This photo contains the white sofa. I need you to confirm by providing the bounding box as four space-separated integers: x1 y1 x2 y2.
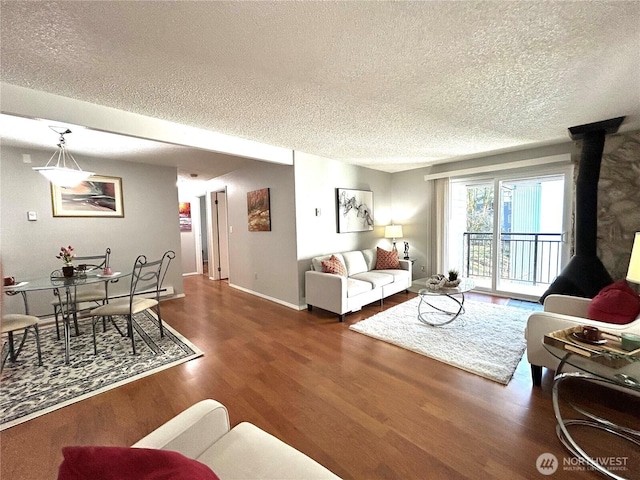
524 294 640 385
133 399 341 479
305 248 412 322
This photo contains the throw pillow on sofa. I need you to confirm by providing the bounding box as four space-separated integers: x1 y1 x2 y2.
587 280 640 324
375 247 401 270
57 446 220 480
322 255 348 277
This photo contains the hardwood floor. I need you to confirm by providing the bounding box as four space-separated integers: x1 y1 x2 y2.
1 276 637 479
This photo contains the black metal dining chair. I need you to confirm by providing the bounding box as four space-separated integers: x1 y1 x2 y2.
89 250 175 355
50 248 111 339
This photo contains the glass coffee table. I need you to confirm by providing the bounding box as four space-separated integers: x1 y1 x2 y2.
544 337 640 479
417 279 475 326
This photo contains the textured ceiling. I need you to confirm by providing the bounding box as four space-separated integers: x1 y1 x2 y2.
0 114 259 181
1 1 639 173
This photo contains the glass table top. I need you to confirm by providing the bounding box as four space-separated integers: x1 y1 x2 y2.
3 270 129 292
418 278 475 296
544 342 640 391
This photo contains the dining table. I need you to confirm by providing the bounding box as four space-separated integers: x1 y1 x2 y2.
3 269 130 365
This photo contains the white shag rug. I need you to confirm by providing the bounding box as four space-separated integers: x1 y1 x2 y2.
349 297 530 385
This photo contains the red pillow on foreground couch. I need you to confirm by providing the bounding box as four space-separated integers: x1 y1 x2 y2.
58 446 220 480
587 280 640 324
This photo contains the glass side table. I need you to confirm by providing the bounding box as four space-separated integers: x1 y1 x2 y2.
544 338 640 480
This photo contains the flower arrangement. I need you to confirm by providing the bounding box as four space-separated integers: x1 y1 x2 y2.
56 245 76 265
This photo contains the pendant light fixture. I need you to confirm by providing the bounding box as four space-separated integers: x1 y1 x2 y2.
32 127 94 187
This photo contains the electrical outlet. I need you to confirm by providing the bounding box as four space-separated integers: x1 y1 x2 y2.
421 266 425 272
254 273 258 280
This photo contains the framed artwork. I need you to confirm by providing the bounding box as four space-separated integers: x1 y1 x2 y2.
247 187 271 231
336 188 374 233
51 175 124 217
179 202 192 232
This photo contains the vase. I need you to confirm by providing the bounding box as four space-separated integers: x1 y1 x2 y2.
62 265 75 277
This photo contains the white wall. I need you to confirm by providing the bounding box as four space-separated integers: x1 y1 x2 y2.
0 146 183 316
207 161 300 308
390 166 434 277
294 151 394 305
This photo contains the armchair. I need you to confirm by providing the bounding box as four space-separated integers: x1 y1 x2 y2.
524 294 640 385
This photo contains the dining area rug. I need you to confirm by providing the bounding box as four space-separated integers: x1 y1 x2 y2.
349 297 531 385
0 310 202 431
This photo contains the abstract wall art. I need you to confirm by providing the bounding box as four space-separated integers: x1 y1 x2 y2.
51 175 124 217
179 202 192 232
336 188 373 233
247 188 271 231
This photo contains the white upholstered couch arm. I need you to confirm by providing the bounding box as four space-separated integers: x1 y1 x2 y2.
305 270 348 314
398 259 411 273
132 399 230 459
525 310 640 370
543 294 591 317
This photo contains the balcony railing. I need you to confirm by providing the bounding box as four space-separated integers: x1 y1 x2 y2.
462 232 563 286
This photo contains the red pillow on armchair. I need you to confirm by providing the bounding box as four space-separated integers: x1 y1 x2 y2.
587 280 640 324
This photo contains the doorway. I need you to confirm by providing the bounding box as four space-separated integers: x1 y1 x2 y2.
448 169 571 298
198 195 208 275
209 190 229 280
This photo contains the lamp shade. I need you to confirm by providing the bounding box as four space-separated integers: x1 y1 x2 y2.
385 225 403 239
32 127 94 188
33 166 94 188
627 232 640 284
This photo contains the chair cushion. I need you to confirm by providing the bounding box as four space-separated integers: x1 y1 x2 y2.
321 255 347 277
341 251 369 276
91 298 158 316
361 248 377 271
57 446 219 480
588 280 640 324
375 247 401 269
375 269 411 282
351 272 394 288
2 314 39 333
347 278 374 298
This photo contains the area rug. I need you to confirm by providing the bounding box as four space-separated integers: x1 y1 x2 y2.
349 297 530 385
0 310 203 431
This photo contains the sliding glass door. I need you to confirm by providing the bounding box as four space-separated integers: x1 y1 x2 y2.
450 182 495 290
448 169 570 298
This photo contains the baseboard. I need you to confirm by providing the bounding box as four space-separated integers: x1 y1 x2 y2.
228 283 302 310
